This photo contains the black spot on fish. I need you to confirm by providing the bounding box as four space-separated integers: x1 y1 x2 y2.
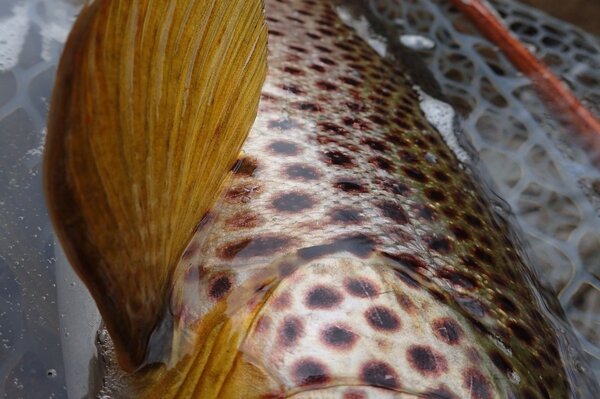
279 317 304 346
323 150 355 167
360 361 399 389
329 207 363 224
508 321 534 345
293 359 330 386
298 234 376 260
345 278 378 298
365 306 401 332
425 188 446 202
269 141 299 155
272 192 315 212
407 345 447 376
333 179 368 193
402 166 428 183
432 317 463 345
462 369 492 399
489 350 514 374
209 275 232 300
377 200 408 224
285 163 320 181
321 325 356 349
305 286 343 309
427 235 453 254
217 235 291 260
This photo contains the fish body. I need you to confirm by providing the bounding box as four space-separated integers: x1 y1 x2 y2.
42 0 598 398
133 0 581 398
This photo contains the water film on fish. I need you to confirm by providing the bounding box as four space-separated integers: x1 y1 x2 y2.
1 0 600 397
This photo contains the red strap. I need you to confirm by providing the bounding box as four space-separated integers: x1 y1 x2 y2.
450 0 600 150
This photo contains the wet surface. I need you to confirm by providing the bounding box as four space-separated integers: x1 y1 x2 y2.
0 1 95 398
369 0 600 375
0 0 599 397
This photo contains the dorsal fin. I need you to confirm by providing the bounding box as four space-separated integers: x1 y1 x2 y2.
44 0 267 371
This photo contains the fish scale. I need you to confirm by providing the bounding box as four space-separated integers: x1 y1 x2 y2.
149 0 579 397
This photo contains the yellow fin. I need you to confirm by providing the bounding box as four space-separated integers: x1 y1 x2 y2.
44 0 267 371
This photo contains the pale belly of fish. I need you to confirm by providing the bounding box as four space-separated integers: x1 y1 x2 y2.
113 0 594 398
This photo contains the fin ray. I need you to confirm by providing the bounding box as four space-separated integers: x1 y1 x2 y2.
44 0 267 371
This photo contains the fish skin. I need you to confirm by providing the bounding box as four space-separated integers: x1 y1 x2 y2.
117 0 588 398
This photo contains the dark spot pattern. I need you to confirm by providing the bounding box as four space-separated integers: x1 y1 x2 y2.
360 361 399 389
269 140 299 155
323 150 355 167
285 163 320 180
365 306 401 331
293 359 330 386
462 368 492 399
508 321 534 345
279 317 304 346
407 345 448 376
329 207 363 224
322 325 357 349
217 235 290 260
377 200 408 224
345 278 378 298
426 235 453 253
231 157 258 176
432 318 463 345
305 285 343 309
489 350 514 374
333 179 368 193
298 234 376 259
272 192 315 212
209 275 232 300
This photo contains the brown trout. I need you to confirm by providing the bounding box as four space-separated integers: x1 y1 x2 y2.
43 0 598 398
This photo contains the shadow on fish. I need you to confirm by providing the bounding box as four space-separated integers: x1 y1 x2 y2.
43 0 600 397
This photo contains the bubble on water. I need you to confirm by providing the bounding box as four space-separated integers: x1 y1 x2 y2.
0 3 30 72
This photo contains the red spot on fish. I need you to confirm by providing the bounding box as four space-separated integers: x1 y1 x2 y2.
225 212 261 229
343 390 367 399
231 156 258 176
273 292 292 310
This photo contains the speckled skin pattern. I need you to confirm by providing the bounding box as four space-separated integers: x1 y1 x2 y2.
168 0 570 397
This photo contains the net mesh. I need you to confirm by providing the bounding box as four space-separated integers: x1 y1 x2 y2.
369 0 600 373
